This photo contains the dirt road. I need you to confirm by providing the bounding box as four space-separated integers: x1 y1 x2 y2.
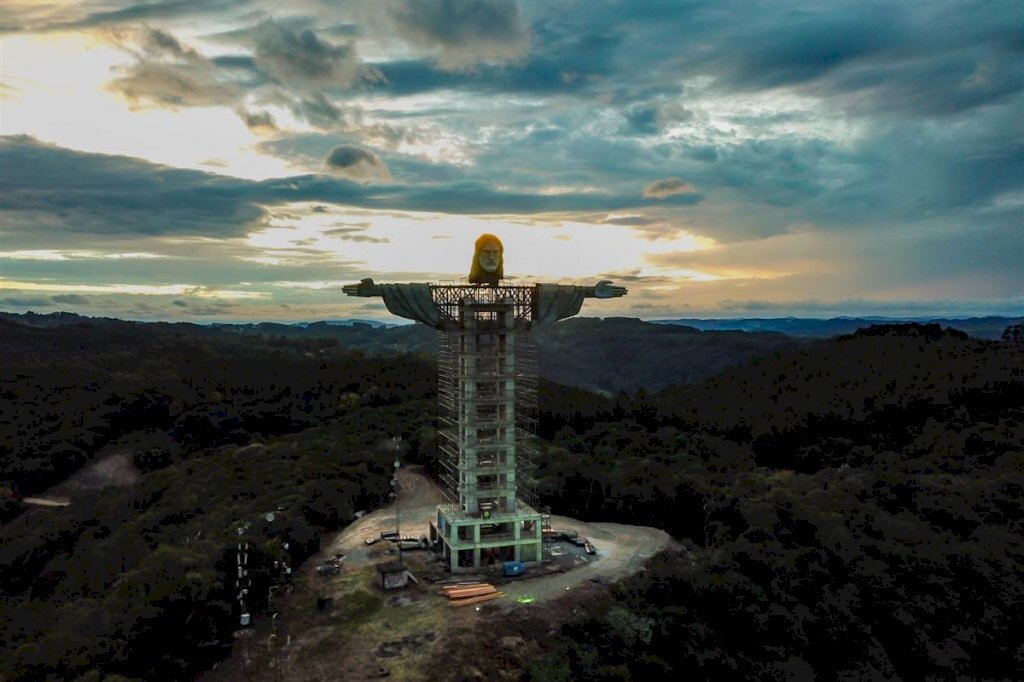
324 465 442 569
499 516 672 604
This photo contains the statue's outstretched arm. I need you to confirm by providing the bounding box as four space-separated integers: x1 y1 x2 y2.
535 280 627 326
342 279 441 327
342 277 382 297
588 280 627 299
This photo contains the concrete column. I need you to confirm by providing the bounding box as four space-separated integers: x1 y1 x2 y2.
451 520 465 572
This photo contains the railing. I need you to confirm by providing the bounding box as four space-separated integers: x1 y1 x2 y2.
429 284 538 324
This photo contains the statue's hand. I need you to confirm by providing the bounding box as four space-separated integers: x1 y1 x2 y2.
594 280 627 298
342 277 380 297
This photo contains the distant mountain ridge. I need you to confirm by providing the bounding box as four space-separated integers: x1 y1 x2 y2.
5 311 1018 392
534 316 808 393
1 312 806 392
654 315 1021 339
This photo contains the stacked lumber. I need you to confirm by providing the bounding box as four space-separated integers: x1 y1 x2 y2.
440 582 503 607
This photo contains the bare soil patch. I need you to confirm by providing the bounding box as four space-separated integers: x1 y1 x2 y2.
48 448 141 499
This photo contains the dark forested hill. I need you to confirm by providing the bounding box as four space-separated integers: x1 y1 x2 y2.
1 317 437 680
1 314 426 498
3 314 1022 681
535 316 807 392
524 323 1024 681
2 312 809 394
655 315 1023 339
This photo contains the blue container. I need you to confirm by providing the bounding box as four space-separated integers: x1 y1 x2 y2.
503 560 526 577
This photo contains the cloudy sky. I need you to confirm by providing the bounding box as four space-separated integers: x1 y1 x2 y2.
1 0 1021 323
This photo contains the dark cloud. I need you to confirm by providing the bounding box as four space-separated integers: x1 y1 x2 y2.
0 136 702 246
258 131 468 184
106 25 239 108
709 296 1024 318
643 178 696 199
101 19 376 130
3 296 53 308
686 146 719 163
209 55 270 88
713 9 902 90
368 30 619 97
51 294 90 305
110 62 239 107
622 104 693 136
168 298 240 316
388 0 529 71
0 136 266 236
127 25 201 60
325 145 391 182
500 1 1024 122
364 59 472 96
238 108 277 133
246 18 367 87
1 0 252 34
818 47 1024 118
618 136 846 219
809 107 1024 226
655 1 1024 119
286 92 345 128
624 106 658 136
181 302 240 316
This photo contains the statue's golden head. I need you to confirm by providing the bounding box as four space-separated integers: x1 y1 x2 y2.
468 233 503 285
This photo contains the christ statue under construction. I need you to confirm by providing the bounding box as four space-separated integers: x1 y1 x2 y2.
344 234 626 572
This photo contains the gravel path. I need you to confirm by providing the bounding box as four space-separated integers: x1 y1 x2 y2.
499 517 673 604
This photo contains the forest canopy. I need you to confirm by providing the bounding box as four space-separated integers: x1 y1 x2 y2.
2 315 1021 680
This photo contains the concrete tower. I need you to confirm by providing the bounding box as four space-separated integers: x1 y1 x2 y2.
433 292 542 572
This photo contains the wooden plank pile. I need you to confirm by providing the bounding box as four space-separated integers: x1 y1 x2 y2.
440 582 502 607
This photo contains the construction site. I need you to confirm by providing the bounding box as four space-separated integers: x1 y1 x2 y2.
189 260 671 679
205 464 672 681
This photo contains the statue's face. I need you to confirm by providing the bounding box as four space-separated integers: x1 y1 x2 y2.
478 243 501 273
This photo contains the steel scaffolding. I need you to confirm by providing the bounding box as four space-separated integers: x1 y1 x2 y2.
431 286 543 571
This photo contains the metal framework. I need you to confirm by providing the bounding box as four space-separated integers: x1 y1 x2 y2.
431 285 543 571
431 284 538 326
